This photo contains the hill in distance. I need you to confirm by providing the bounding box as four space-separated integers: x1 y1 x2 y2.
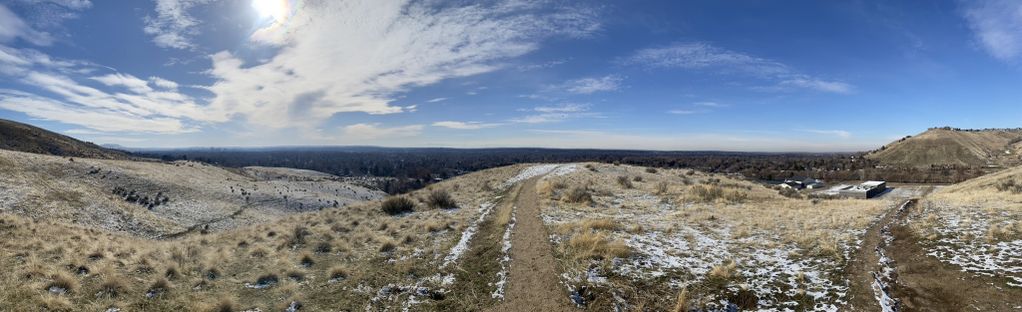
0 118 128 160
868 127 1022 169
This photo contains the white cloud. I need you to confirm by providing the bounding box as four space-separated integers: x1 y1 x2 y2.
205 0 600 129
0 89 194 133
143 0 211 49
694 101 726 107
961 0 1022 62
0 4 54 46
512 103 601 123
90 73 152 94
432 121 502 130
779 78 853 94
804 129 852 139
342 123 423 140
668 109 697 115
533 103 590 113
149 76 179 89
426 97 448 103
624 42 853 94
564 75 622 94
31 0 92 10
0 43 213 134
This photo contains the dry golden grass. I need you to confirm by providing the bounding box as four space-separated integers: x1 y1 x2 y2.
918 165 1022 242
0 163 531 311
672 288 689 312
536 162 893 310
565 231 631 261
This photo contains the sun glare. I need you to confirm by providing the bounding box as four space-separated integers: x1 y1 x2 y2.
252 0 287 21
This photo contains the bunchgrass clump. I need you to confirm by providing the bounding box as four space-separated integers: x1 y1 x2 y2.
563 187 593 204
426 189 458 209
617 176 634 189
381 197 415 215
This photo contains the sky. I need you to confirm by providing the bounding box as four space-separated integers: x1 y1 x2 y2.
0 0 1021 152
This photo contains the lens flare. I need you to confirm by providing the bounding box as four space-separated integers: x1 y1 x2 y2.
252 0 288 22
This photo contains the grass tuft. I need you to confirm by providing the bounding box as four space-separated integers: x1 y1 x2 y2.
381 197 415 215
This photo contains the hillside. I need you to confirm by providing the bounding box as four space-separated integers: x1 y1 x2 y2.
0 119 129 159
0 159 900 311
868 128 1022 168
0 149 385 238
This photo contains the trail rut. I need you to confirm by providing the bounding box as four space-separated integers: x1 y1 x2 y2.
486 177 573 312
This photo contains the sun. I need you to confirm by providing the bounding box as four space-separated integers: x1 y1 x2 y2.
252 0 288 22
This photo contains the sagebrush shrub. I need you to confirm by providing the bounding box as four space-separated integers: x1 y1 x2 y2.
426 189 457 209
381 197 415 215
564 187 592 204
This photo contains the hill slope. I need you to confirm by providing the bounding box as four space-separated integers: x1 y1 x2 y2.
868 128 1022 168
0 149 385 238
0 119 128 159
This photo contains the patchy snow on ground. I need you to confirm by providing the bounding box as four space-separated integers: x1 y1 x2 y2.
491 206 517 300
441 201 497 269
503 164 577 188
540 184 869 312
921 203 1022 287
872 210 901 312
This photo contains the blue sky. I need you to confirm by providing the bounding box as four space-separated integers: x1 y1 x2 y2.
0 0 1020 152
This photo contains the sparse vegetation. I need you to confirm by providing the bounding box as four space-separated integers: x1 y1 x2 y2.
563 187 593 204
996 178 1022 193
381 196 416 215
616 175 633 188
426 189 458 209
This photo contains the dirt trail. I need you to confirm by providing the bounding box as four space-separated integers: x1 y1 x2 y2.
888 206 1022 311
486 177 573 312
845 199 904 311
845 193 1022 311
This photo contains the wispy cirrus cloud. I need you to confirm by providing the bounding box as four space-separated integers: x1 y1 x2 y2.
803 129 852 139
143 0 211 49
668 109 697 115
205 0 601 129
342 123 423 140
0 4 54 46
0 89 193 133
0 29 209 134
511 103 602 123
563 75 622 94
961 0 1022 62
432 121 502 130
623 42 853 94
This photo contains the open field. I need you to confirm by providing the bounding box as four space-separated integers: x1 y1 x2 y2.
533 163 893 311
910 165 1022 288
3 151 1021 311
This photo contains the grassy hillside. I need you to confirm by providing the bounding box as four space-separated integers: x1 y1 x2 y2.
909 164 1022 288
0 119 128 160
0 149 384 238
868 128 1022 168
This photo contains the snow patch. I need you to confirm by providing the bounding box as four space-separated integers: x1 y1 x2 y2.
441 201 497 269
491 206 517 300
503 164 577 188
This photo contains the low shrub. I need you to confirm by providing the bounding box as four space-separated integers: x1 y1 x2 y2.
996 178 1022 193
655 182 669 195
381 197 415 215
426 189 457 209
616 176 633 189
563 187 593 204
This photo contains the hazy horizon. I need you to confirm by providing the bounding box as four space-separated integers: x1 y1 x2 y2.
2 0 1021 152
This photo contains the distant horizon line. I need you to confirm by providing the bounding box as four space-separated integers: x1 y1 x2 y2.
111 144 869 155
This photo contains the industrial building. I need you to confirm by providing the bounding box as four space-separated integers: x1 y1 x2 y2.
824 181 888 199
